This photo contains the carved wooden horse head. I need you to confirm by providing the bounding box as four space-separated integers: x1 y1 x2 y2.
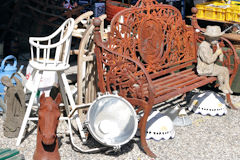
33 92 61 160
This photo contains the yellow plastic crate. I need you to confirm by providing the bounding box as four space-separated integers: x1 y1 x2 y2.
226 5 240 22
196 3 207 18
196 1 229 21
205 2 228 21
196 2 212 18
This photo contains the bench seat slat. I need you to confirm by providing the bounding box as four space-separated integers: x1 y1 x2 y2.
150 68 194 84
154 76 216 104
154 75 200 95
141 69 217 103
152 70 195 87
149 61 196 79
143 69 196 93
154 75 207 97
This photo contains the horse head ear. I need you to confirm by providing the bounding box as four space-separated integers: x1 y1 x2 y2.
55 93 62 106
40 92 45 103
50 86 59 100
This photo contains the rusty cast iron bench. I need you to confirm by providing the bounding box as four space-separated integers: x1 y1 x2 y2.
93 0 240 157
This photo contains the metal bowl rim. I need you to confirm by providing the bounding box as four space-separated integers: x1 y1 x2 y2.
86 94 138 147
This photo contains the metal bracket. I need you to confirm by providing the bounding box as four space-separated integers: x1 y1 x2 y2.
105 145 121 154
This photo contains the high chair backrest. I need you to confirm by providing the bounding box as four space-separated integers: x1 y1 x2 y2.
29 18 75 68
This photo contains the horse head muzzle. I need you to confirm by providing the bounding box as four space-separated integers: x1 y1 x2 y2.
42 134 56 145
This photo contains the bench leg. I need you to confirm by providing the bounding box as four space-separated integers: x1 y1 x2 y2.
127 98 157 158
140 106 157 158
226 93 238 110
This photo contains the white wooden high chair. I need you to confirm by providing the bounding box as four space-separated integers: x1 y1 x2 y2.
16 18 85 146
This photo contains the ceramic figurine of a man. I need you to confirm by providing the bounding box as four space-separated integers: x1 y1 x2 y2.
197 26 233 94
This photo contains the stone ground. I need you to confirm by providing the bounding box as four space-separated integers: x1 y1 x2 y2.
1 57 240 160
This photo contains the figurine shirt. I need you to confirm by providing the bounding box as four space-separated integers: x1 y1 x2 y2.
197 41 220 75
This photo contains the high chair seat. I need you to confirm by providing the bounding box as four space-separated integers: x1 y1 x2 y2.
29 60 70 71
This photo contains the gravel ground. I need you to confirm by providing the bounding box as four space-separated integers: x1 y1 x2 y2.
1 93 240 160
1 57 240 160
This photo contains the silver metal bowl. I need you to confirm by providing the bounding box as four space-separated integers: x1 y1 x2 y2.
86 94 138 147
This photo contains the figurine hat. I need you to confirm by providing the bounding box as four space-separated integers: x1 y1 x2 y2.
203 26 224 37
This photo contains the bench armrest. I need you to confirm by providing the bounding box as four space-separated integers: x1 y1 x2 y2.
220 37 240 85
93 18 155 98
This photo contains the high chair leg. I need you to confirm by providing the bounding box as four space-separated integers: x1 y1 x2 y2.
57 72 71 115
16 70 42 146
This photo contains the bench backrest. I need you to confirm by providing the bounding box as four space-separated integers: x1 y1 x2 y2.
107 0 197 74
